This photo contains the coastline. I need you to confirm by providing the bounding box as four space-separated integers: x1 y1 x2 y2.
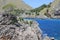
24 18 60 40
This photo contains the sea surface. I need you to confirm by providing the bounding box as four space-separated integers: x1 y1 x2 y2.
25 18 60 40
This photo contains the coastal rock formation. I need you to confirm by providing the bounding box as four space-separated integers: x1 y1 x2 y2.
40 0 60 18
49 0 60 18
51 0 60 10
0 13 43 40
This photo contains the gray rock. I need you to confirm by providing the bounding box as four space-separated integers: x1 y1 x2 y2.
0 13 52 40
0 13 21 40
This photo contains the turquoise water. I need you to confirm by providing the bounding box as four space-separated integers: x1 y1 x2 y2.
25 18 60 40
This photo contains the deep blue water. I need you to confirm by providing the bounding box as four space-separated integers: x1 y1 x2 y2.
25 18 60 40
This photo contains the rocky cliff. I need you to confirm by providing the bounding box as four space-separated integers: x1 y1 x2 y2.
38 0 60 18
49 0 60 18
0 13 41 40
51 0 60 10
0 12 52 40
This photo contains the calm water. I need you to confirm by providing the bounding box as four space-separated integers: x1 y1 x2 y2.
25 18 60 40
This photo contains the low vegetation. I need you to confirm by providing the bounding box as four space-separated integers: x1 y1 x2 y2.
31 3 51 12
2 2 52 18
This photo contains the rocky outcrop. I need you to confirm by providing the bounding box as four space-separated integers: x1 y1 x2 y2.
51 0 60 10
0 12 52 40
0 13 41 40
48 0 60 18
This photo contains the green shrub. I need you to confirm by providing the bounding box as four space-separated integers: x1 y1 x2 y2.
2 3 15 11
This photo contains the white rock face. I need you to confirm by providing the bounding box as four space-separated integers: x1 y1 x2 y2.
16 20 43 40
49 0 60 18
0 13 52 40
0 13 42 40
51 0 60 10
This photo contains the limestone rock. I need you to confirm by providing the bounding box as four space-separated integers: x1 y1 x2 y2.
51 0 60 10
49 0 60 18
0 13 43 40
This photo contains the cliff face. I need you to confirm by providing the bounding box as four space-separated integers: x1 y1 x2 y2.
0 0 32 10
50 0 60 18
51 0 60 10
0 12 42 40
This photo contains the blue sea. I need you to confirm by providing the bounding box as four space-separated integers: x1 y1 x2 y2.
25 18 60 40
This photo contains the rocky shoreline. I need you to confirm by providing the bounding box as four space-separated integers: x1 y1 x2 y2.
0 12 54 40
